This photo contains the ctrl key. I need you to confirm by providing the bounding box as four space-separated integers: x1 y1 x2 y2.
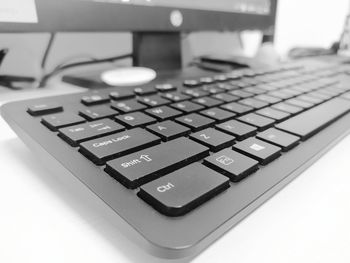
138 163 230 217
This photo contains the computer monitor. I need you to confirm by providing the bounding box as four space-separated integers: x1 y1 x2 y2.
0 0 277 69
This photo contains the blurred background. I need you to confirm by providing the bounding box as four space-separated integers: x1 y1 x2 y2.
0 0 349 79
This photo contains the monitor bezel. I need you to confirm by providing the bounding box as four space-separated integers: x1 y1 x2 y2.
0 0 277 33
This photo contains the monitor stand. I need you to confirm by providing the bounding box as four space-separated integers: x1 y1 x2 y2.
62 32 185 88
133 32 182 71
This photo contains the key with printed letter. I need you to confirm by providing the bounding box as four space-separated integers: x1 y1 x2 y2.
137 163 230 216
105 138 209 188
79 128 161 165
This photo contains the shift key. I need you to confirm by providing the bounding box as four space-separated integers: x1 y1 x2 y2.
79 128 161 165
105 137 209 189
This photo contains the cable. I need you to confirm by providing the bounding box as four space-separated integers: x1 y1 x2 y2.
41 33 56 71
38 52 133 87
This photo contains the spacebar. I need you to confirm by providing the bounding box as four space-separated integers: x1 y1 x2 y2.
275 97 350 140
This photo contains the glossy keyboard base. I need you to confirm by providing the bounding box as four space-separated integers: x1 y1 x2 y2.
3 62 350 258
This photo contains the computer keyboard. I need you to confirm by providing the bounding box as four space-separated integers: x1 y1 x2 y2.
2 60 350 258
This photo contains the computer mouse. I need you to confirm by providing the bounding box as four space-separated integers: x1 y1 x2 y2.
101 67 157 86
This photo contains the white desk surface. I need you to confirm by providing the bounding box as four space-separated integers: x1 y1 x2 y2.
0 83 350 263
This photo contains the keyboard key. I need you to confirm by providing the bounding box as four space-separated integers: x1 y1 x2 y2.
138 163 229 216
192 97 222 107
190 128 235 152
134 86 157 96
272 102 303 115
81 94 110 106
59 119 125 146
200 85 225 94
216 120 257 139
276 98 350 140
176 113 215 131
161 92 190 102
229 90 253 98
200 107 235 122
285 98 314 109
256 128 300 151
237 113 275 130
138 95 170 107
254 94 282 104
182 89 209 98
212 93 240 102
155 83 177 92
79 128 161 165
243 86 266 95
297 95 323 104
238 98 268 109
146 120 190 141
105 138 209 189
41 113 85 131
79 105 118 121
220 102 253 115
111 100 147 113
27 103 63 116
115 112 156 128
183 79 200 87
255 107 290 121
204 149 259 181
268 90 293 100
145 106 182 120
171 101 204 113
110 90 135 101
233 137 281 165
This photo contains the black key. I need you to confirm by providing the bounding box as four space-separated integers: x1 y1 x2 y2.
134 86 157 96
255 107 290 122
238 98 268 109
111 100 147 113
27 103 63 116
285 98 314 109
233 137 281 165
146 120 190 141
115 112 156 128
190 128 235 152
192 97 222 107
79 128 161 165
276 98 350 140
171 101 204 113
155 83 177 92
204 149 259 181
254 94 282 104
183 79 200 87
105 138 209 189
41 113 85 131
200 107 235 122
79 105 118 121
212 93 240 102
220 102 253 115
138 95 170 107
256 128 300 151
176 113 215 131
81 94 110 106
110 90 135 101
161 92 190 102
237 113 275 130
145 106 182 121
229 90 253 98
199 77 215 84
272 102 303 115
182 89 209 98
59 119 125 146
138 163 229 216
216 120 257 139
